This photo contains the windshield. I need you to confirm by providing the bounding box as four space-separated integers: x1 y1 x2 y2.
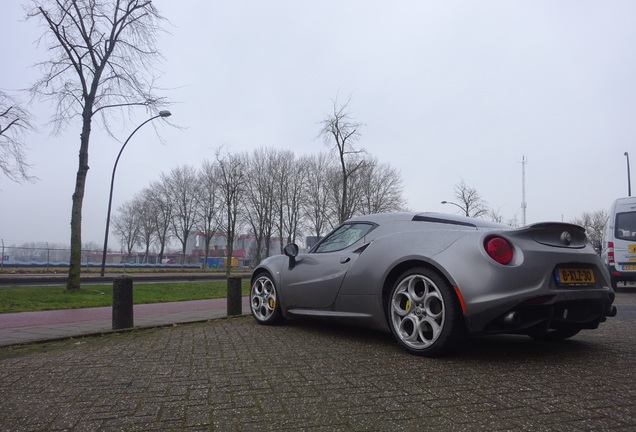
615 212 636 241
313 223 376 253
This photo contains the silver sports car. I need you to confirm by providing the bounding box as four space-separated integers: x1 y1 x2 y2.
249 212 617 356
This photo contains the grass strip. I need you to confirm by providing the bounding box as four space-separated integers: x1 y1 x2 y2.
0 281 251 313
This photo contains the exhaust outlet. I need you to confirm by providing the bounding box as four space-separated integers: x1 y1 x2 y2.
503 311 521 327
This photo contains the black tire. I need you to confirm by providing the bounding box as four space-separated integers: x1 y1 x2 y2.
387 267 466 356
250 272 284 325
529 326 581 341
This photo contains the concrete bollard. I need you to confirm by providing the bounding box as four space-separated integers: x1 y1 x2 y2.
227 275 242 316
112 275 134 329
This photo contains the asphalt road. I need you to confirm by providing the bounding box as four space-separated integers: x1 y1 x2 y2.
1 292 635 431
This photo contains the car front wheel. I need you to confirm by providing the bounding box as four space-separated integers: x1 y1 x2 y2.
388 268 465 356
250 273 283 325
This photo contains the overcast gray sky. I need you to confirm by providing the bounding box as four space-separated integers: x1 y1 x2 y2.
1 0 634 248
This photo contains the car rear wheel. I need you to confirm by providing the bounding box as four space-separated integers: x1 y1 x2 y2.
250 273 283 325
388 268 465 356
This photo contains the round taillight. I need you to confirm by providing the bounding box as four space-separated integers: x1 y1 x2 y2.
485 236 513 265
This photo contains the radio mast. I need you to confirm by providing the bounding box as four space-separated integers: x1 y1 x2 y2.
521 156 527 226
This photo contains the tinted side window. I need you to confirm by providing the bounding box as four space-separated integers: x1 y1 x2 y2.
313 223 375 253
615 212 636 241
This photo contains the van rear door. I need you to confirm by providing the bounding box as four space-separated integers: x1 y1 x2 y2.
612 210 636 269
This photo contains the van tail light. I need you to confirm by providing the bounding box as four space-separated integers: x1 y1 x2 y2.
484 236 514 265
607 241 615 265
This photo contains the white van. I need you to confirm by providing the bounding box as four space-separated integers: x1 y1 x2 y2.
601 196 636 289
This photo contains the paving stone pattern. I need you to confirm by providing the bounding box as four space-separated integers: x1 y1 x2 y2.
1 314 635 431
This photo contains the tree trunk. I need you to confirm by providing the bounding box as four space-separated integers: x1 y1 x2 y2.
203 236 212 270
254 237 263 266
226 239 234 275
181 241 187 265
66 114 91 291
158 245 165 264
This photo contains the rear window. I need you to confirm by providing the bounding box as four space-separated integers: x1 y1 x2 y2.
615 212 636 241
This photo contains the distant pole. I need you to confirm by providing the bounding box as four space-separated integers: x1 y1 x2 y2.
625 152 631 197
100 110 172 277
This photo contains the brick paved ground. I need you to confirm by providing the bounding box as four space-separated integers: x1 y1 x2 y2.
1 296 635 431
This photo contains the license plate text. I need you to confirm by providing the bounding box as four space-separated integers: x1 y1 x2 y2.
556 268 595 285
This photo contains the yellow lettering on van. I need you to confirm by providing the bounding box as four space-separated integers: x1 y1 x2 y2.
630 244 636 254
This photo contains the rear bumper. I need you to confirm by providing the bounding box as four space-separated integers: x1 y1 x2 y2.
607 265 636 283
468 288 615 334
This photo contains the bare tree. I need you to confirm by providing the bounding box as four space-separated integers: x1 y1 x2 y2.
163 165 198 265
0 91 34 183
450 179 489 218
318 97 366 223
27 0 168 290
488 209 505 224
282 154 308 245
113 201 140 260
196 160 223 269
266 150 308 249
132 192 156 263
243 148 277 265
273 151 295 253
146 180 173 263
507 214 521 228
357 156 406 214
571 210 608 246
488 209 520 227
11 242 45 262
325 166 346 229
215 148 247 274
302 153 334 239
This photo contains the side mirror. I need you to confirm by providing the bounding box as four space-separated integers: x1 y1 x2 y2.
284 243 299 269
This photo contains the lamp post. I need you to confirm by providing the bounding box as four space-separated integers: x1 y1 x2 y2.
625 152 631 197
441 200 469 217
100 110 172 277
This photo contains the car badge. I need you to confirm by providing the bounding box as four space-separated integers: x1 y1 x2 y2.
560 231 572 245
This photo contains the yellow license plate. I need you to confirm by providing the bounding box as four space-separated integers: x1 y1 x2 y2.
623 265 636 270
556 268 595 285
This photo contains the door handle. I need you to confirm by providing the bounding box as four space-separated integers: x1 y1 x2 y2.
340 257 351 264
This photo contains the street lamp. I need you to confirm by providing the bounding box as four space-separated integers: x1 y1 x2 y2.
100 110 172 277
625 152 631 197
441 200 469 217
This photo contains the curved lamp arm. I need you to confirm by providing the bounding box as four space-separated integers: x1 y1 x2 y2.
100 111 172 277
